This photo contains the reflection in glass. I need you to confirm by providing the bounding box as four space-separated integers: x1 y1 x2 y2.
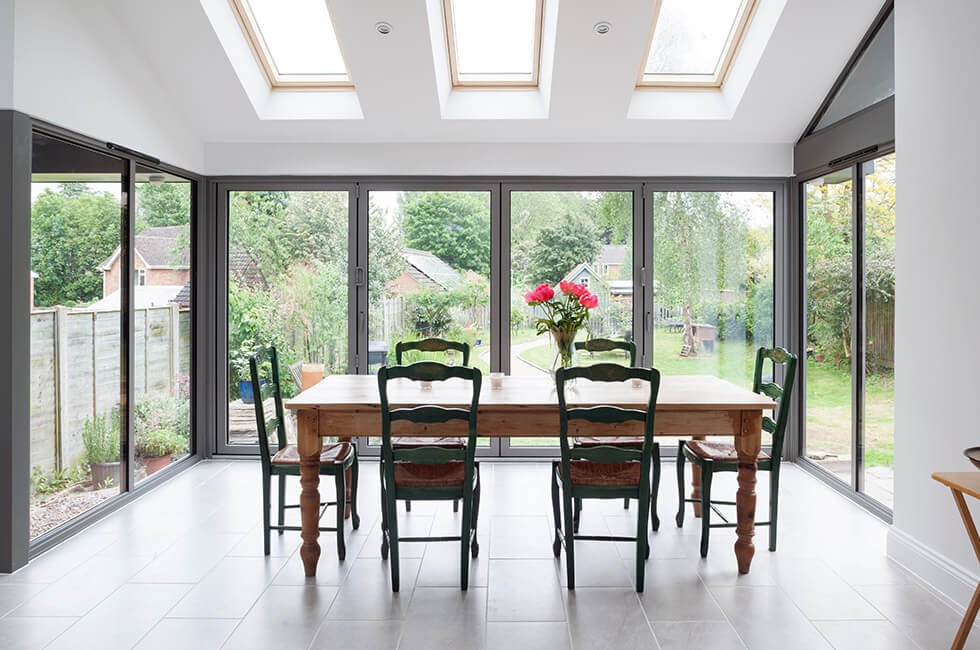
861 154 896 508
804 170 854 485
226 191 350 446
645 0 745 76
134 167 193 483
29 134 125 539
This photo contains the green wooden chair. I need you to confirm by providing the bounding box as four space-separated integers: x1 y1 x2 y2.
378 361 482 592
249 346 360 559
394 338 471 513
675 346 797 557
571 339 661 531
552 363 661 592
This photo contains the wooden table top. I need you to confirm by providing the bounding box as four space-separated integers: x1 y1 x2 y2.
284 374 777 412
933 472 980 500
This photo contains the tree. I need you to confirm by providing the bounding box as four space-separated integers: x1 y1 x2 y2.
400 192 490 273
136 182 191 231
527 212 602 285
31 186 121 307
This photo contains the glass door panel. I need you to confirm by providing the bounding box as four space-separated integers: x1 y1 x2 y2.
226 190 350 448
651 191 775 445
861 153 896 508
367 190 493 448
506 190 634 451
134 167 193 483
30 134 126 539
804 170 854 485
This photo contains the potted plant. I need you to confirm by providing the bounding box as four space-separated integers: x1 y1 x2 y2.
230 339 262 404
524 281 598 372
81 409 120 488
136 427 187 475
135 397 189 476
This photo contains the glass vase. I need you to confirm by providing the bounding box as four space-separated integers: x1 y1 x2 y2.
549 327 577 376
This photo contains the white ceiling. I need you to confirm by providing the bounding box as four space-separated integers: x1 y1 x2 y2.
103 0 885 147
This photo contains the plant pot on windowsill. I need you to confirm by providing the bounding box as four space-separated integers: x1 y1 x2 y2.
90 461 120 489
238 379 266 404
142 455 173 476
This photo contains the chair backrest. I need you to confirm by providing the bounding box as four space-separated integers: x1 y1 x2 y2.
395 338 470 367
752 346 798 463
248 345 287 470
574 338 637 367
377 361 482 472
556 363 661 486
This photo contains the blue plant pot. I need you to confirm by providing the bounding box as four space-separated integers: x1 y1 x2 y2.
239 379 264 404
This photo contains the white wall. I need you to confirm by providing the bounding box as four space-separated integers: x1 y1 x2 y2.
888 0 980 610
205 142 793 177
0 0 13 110
12 0 204 171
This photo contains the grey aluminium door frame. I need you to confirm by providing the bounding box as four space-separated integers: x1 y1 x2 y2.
499 180 644 458
213 180 357 456
354 180 502 458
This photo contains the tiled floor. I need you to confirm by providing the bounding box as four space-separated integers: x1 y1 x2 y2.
0 459 974 649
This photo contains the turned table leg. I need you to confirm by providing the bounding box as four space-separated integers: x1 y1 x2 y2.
735 411 761 574
298 410 323 577
691 435 705 517
951 487 980 649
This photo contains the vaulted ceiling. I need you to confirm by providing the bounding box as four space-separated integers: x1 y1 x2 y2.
105 0 882 146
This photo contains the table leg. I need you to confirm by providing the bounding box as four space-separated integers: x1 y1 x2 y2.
298 410 323 578
735 411 762 574
691 435 705 517
951 487 980 649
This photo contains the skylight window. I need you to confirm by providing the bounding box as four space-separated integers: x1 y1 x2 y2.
638 0 758 89
229 0 352 90
442 0 544 88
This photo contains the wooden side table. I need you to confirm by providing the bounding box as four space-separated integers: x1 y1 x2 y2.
932 472 980 649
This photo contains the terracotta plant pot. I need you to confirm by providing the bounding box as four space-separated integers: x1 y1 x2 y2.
814 354 826 362
143 455 172 476
90 461 120 489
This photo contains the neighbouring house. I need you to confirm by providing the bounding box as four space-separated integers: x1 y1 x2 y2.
597 244 627 280
389 248 462 295
94 225 190 309
561 262 605 294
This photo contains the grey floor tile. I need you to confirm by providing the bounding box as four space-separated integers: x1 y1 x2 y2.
168 555 287 619
565 587 657 649
651 621 746 650
813 620 918 650
358 514 433 560
557 541 633 588
0 532 116 584
857 583 980 650
709 586 832 649
309 619 403 650
129 532 244 583
227 523 302 558
398 586 487 650
325 558 421 620
638 559 726 621
489 516 555 559
134 618 238 649
45 583 191 650
486 622 570 650
223 585 338 650
417 538 489 588
0 615 77 650
0 583 45 617
487 560 565 622
771 562 883 621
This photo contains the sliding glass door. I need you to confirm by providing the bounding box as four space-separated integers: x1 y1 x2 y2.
802 153 896 510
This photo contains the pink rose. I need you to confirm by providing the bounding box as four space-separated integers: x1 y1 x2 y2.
535 283 554 302
559 280 574 295
524 290 539 305
580 293 598 309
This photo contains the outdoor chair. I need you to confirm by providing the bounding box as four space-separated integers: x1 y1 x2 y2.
552 363 661 592
378 361 482 591
249 346 359 559
675 346 797 556
571 338 661 531
394 337 471 513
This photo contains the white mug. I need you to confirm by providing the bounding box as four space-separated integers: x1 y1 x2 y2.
490 372 504 390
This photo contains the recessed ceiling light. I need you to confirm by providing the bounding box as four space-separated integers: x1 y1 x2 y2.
594 21 612 35
375 22 392 35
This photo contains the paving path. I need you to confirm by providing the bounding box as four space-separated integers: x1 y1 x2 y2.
478 337 550 376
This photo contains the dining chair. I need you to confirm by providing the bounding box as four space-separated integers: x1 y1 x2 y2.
552 363 661 592
675 346 797 556
571 338 661 531
394 337 471 513
249 346 360 558
378 361 482 592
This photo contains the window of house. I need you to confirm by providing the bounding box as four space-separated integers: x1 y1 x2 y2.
135 269 146 286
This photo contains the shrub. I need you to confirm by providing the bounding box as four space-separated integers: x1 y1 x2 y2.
135 396 189 458
406 289 454 336
81 410 120 465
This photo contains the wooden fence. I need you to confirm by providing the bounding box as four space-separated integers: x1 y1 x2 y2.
378 296 490 343
30 305 191 474
866 298 895 369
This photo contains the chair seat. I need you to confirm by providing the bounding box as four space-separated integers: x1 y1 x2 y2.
574 436 643 448
393 461 465 488
393 437 465 449
686 440 770 463
271 442 353 466
568 460 641 487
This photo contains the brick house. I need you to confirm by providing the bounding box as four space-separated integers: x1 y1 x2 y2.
98 225 190 297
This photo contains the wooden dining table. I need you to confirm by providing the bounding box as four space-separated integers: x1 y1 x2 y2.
284 373 777 578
